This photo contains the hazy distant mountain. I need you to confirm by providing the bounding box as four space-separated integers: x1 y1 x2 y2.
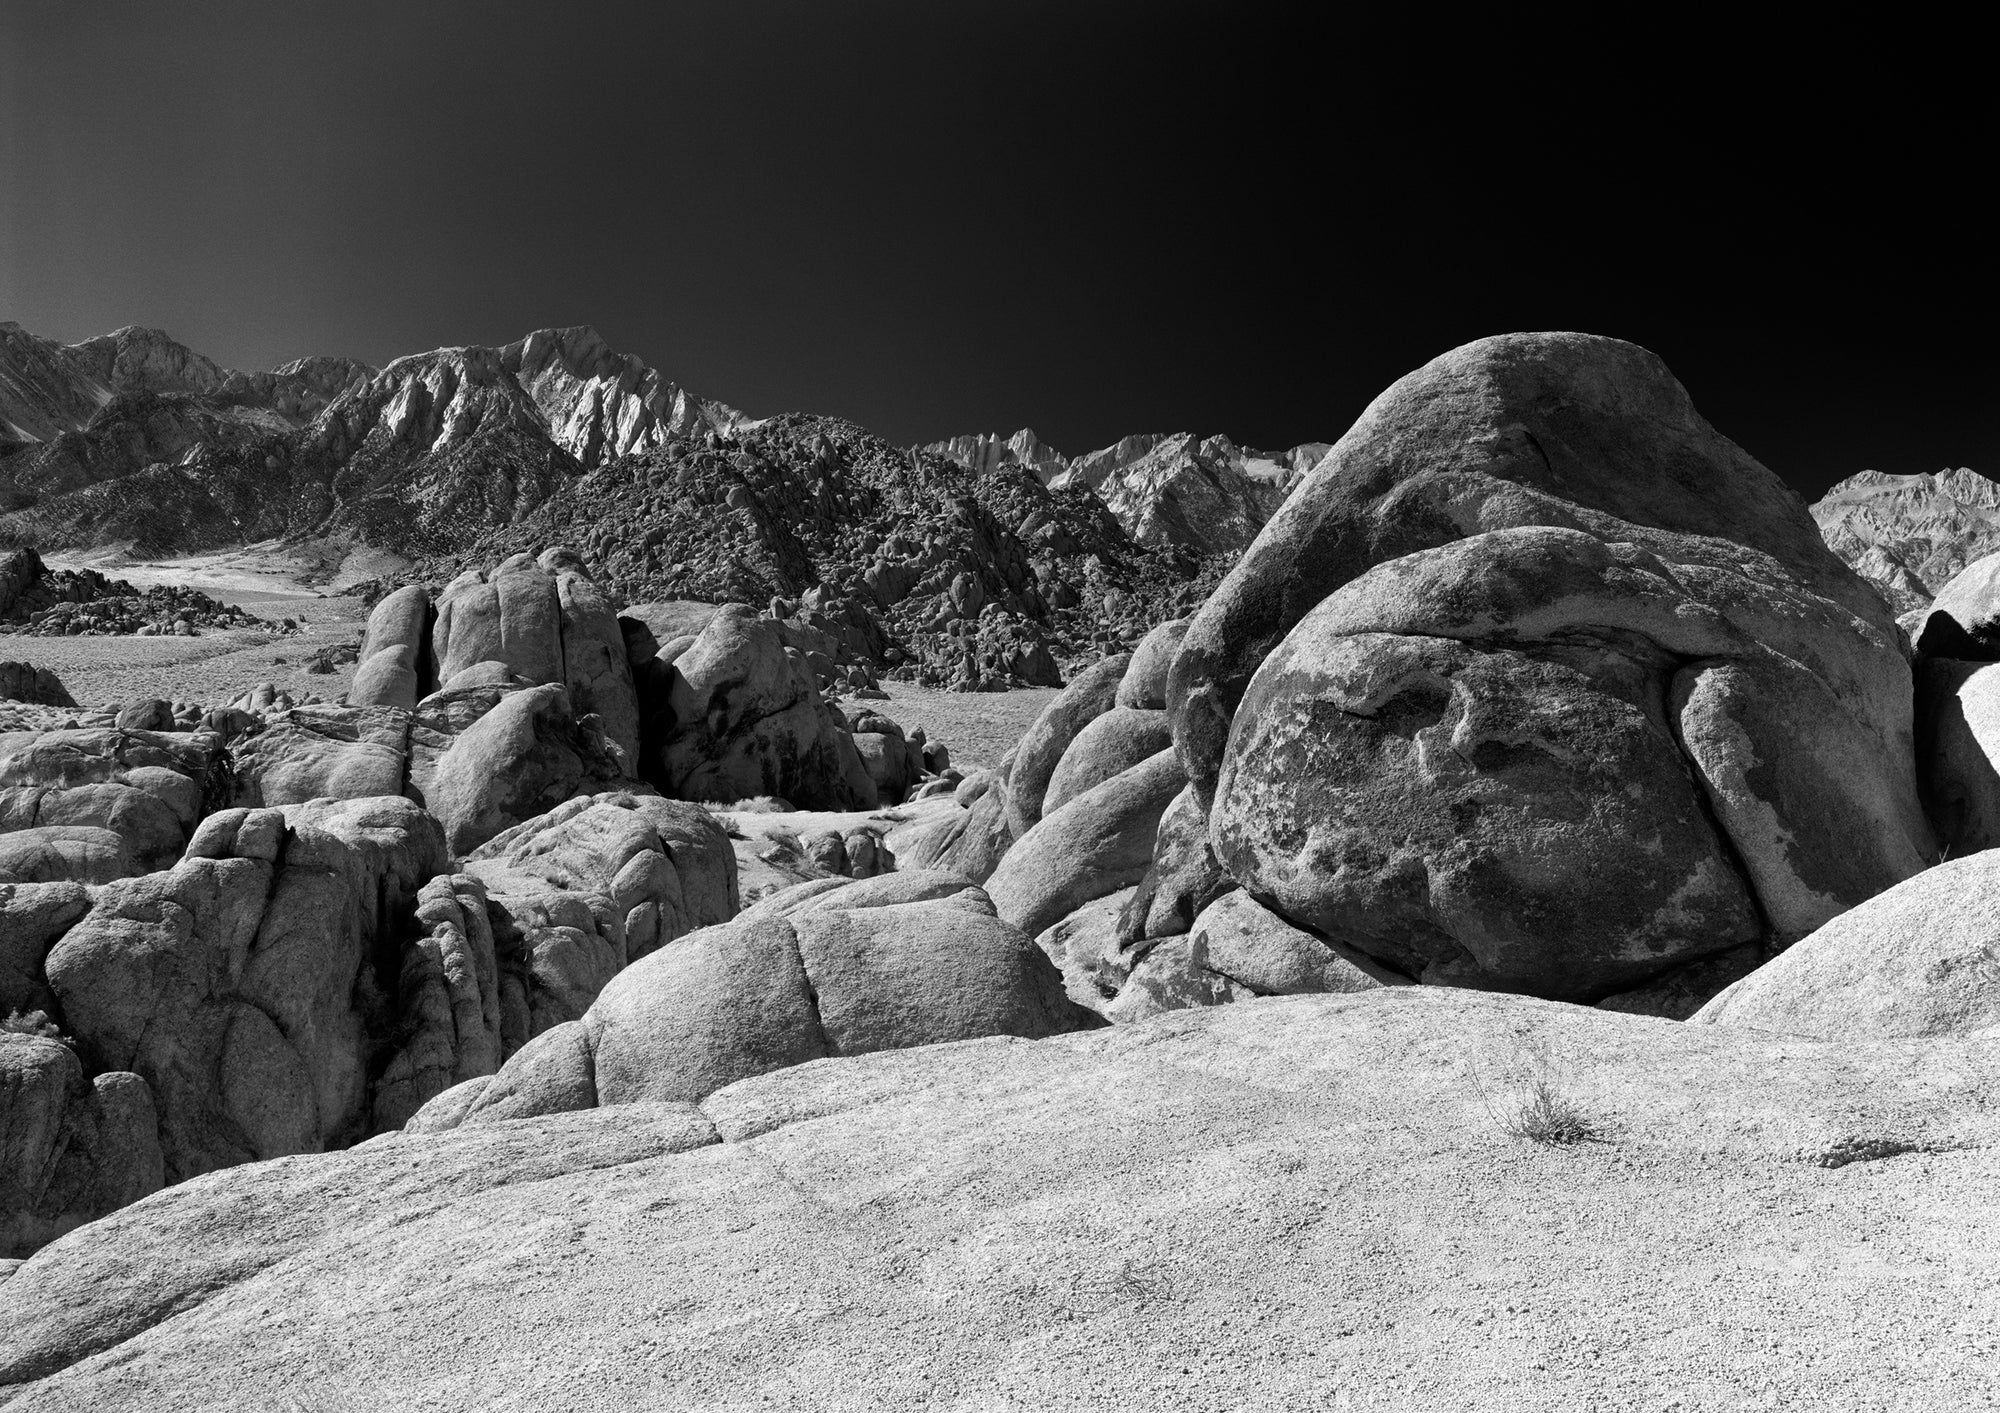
924 427 1329 555
0 323 744 556
1810 467 2000 613
0 319 1218 680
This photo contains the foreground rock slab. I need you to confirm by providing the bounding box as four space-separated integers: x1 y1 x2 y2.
3 988 1995 1409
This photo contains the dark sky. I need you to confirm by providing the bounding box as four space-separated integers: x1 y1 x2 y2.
2 2 1989 499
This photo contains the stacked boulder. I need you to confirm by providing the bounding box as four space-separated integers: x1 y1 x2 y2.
406 869 1085 1132
900 334 1937 1021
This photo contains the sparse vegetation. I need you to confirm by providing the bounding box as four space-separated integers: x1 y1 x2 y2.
1498 1076 1604 1146
3 1008 73 1049
1474 1033 1609 1147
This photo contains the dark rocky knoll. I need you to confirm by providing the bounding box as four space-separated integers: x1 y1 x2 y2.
461 412 1219 688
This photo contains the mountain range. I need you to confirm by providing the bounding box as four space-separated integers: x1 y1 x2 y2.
3 319 1988 672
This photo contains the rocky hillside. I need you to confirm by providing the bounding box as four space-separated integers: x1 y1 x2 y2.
454 413 1223 688
927 426 1330 557
0 323 1235 685
1810 466 2000 613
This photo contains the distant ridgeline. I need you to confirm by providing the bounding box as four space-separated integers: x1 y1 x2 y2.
1810 467 2000 616
0 322 1322 685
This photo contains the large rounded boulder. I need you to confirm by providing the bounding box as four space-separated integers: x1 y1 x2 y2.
1211 526 1931 999
406 871 1085 1130
1168 332 1902 812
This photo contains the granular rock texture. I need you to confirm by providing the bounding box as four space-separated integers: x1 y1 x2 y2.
3 989 1995 1409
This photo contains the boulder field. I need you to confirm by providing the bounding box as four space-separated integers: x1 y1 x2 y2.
6 329 2000 1403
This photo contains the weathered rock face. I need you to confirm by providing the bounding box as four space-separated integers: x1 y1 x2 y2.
1212 526 1930 999
1693 851 2000 1040
428 684 626 855
1041 707 1171 817
1168 332 1902 812
1811 466 2000 615
0 1034 162 1258
652 606 874 810
6 989 1997 1408
348 584 434 711
0 728 232 875
459 792 741 1052
986 748 1185 941
0 663 74 709
39 797 447 1184
0 827 132 885
409 869 1081 1131
1003 653 1130 840
227 703 410 807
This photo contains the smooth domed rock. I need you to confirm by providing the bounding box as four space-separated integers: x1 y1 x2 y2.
0 825 133 885
1092 890 1405 1025
1914 659 2000 854
1914 548 2000 661
1212 525 1930 998
1168 332 1903 811
8 989 1999 1406
1041 707 1171 817
986 749 1185 940
433 553 565 688
423 880 1079 1131
429 684 625 855
1002 653 1130 839
1693 851 2000 1040
350 585 434 709
1115 617 1188 710
228 703 410 807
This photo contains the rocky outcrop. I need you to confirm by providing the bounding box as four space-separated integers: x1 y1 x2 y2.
1811 466 2000 615
651 606 875 810
986 748 1185 941
40 797 447 1183
227 704 409 807
1169 332 1900 814
0 728 232 875
0 663 73 709
459 792 740 1048
5 988 1996 1406
428 684 626 855
0 1033 161 1259
407 869 1081 1130
1693 851 2000 1040
1211 525 1931 998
